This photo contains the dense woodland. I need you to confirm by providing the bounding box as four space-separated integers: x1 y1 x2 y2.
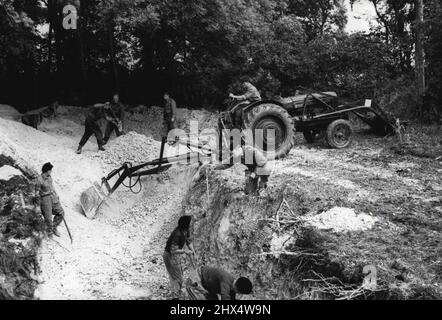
0 0 440 121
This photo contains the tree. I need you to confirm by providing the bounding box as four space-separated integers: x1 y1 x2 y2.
0 0 41 109
426 0 442 120
286 0 348 39
414 0 425 115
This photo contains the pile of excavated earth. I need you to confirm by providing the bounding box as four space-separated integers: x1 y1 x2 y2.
0 103 441 300
0 104 213 299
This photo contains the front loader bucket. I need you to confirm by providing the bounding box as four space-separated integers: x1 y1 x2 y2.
80 181 108 219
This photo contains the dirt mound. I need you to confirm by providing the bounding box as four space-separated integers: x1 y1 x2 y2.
0 165 22 181
96 131 184 168
54 105 219 142
302 207 379 232
125 106 219 140
180 108 219 131
0 123 39 178
0 105 22 121
40 117 84 137
0 105 218 300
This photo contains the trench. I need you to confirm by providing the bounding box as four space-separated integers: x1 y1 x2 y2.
180 166 404 300
2 107 439 300
35 164 200 300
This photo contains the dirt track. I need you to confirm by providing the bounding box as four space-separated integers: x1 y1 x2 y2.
0 107 441 299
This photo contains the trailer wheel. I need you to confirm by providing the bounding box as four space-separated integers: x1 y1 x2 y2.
326 119 353 149
303 129 324 143
244 103 296 159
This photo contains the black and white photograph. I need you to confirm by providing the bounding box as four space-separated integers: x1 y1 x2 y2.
0 0 441 308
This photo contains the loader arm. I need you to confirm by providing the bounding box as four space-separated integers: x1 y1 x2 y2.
81 136 213 218
102 137 212 196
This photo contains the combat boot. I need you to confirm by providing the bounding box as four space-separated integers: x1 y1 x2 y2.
76 145 82 154
98 145 106 151
46 225 53 238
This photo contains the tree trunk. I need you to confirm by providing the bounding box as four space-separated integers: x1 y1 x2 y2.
47 0 53 75
109 26 120 94
54 2 64 98
415 0 426 112
77 0 87 105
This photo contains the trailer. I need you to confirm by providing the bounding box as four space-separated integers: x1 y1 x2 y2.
286 88 396 148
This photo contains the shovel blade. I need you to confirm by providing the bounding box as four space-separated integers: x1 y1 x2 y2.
80 182 107 219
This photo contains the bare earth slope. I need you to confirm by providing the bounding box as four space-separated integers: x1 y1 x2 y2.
183 133 442 299
0 106 441 299
0 111 192 299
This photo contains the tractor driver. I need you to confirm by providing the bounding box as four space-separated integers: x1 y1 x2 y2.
229 81 261 103
229 81 261 127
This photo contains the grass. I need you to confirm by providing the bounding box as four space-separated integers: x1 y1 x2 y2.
390 123 442 159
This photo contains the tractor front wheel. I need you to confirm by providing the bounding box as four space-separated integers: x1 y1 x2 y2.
326 119 353 149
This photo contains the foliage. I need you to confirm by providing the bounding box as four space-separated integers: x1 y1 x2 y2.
426 0 442 120
0 0 440 118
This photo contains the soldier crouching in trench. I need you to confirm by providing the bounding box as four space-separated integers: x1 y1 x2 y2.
33 162 65 238
196 266 253 300
215 140 270 195
21 101 60 129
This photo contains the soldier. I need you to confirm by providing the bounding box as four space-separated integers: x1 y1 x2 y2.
21 101 60 129
198 266 253 300
234 144 270 195
163 93 178 133
76 104 108 154
103 94 125 145
229 81 261 103
163 215 195 300
21 111 42 129
229 81 261 126
216 142 270 195
41 101 59 118
34 163 64 237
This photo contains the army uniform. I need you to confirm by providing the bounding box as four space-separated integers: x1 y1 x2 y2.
242 145 270 194
231 83 261 127
35 173 64 236
103 102 125 144
217 145 270 195
164 97 178 133
198 267 237 300
78 106 106 152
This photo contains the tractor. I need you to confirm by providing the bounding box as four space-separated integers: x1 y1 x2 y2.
219 87 396 159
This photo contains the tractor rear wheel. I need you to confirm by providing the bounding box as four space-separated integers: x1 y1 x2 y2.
326 119 353 149
244 103 295 159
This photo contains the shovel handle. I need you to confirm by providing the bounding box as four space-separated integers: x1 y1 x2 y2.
62 216 73 244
